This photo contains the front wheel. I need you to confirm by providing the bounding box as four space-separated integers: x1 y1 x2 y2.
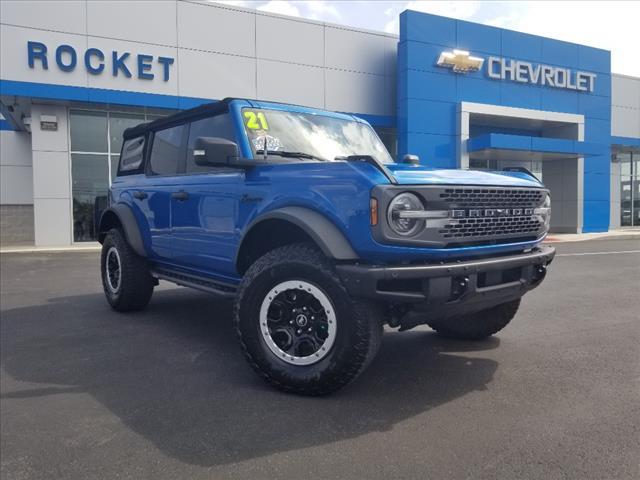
234 243 383 395
427 299 521 340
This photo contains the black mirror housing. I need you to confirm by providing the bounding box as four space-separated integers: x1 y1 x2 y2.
194 137 239 166
402 154 420 165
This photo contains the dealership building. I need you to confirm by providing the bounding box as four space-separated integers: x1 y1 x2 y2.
1 0 639 246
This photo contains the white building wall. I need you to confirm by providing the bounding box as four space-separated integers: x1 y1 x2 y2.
0 129 32 204
611 74 640 138
0 0 397 116
610 74 639 229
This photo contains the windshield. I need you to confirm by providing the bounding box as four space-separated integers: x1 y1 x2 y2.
242 108 394 164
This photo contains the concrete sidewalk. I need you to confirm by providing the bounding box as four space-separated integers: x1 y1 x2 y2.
0 243 102 254
544 228 640 243
1 229 639 253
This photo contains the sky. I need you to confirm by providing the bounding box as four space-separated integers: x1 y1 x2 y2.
213 0 639 77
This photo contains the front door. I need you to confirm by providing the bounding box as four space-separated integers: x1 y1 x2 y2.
170 113 243 279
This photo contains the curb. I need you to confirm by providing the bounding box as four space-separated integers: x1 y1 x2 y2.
0 246 101 254
544 232 640 243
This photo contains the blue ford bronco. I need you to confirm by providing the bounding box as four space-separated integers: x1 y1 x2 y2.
98 98 555 395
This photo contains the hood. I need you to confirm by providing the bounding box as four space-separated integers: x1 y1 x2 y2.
385 164 544 188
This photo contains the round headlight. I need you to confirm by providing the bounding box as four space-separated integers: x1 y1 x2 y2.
387 192 425 236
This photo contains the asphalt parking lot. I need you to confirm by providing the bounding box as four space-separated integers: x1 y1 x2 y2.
1 239 639 480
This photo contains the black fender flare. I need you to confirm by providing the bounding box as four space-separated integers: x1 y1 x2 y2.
98 204 147 257
240 206 359 262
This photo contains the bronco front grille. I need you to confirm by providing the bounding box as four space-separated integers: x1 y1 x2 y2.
436 187 546 244
438 187 545 208
439 216 542 239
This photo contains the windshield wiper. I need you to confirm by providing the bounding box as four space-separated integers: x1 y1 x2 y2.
255 150 326 162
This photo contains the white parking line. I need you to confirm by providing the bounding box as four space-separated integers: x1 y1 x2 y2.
557 250 640 257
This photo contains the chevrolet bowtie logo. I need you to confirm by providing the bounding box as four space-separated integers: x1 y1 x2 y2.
436 49 484 73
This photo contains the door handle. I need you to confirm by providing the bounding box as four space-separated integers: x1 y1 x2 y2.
171 191 189 201
133 191 148 200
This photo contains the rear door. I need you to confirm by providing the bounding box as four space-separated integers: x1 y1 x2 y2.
137 123 187 260
170 113 242 277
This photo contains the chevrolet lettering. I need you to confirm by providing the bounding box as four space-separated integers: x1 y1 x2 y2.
487 57 596 92
436 49 597 92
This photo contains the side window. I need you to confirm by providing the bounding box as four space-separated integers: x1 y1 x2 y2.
149 124 185 175
118 136 145 175
186 113 236 173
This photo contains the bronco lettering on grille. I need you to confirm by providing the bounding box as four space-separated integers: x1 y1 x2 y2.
450 208 534 218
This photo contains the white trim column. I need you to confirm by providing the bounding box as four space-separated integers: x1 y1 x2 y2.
31 104 72 246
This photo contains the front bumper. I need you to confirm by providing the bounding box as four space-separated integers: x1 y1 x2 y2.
337 245 555 317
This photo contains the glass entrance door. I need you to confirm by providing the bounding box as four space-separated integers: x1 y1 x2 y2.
619 151 640 227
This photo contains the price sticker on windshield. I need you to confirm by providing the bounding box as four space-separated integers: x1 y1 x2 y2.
244 111 269 130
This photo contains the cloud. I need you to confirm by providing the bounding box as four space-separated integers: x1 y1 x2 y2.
384 1 481 33
481 1 639 76
256 1 341 21
304 1 342 20
209 0 251 6
257 0 301 17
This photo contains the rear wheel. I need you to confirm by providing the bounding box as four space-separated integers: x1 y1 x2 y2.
427 299 521 340
234 243 383 395
101 228 154 311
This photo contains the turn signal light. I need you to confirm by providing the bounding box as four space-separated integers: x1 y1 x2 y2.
370 198 378 226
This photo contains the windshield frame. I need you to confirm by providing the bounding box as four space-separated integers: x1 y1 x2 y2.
239 106 394 165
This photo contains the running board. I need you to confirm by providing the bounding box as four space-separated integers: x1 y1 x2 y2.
152 268 238 298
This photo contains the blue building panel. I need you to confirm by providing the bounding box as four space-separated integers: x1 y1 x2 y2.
540 38 579 69
399 9 613 232
456 20 501 55
582 201 611 232
457 75 501 104
500 82 542 110
400 11 456 48
404 132 457 169
578 46 611 74
400 69 458 102
500 30 543 63
541 87 578 114
405 99 457 135
585 118 611 144
399 41 454 74
590 73 612 98
578 93 611 121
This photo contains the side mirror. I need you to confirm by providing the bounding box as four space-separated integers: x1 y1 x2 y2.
402 154 420 165
194 137 239 166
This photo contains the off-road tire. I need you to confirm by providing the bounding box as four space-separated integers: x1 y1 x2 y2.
101 228 154 312
427 299 521 340
234 243 383 395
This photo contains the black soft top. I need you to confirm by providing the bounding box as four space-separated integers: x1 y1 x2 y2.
122 98 233 140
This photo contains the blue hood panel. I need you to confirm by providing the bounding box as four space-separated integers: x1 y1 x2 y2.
386 165 544 188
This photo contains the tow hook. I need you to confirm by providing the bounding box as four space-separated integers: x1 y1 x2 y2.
533 263 547 282
450 276 469 301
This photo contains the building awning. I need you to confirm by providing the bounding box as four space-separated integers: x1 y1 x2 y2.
467 133 608 161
